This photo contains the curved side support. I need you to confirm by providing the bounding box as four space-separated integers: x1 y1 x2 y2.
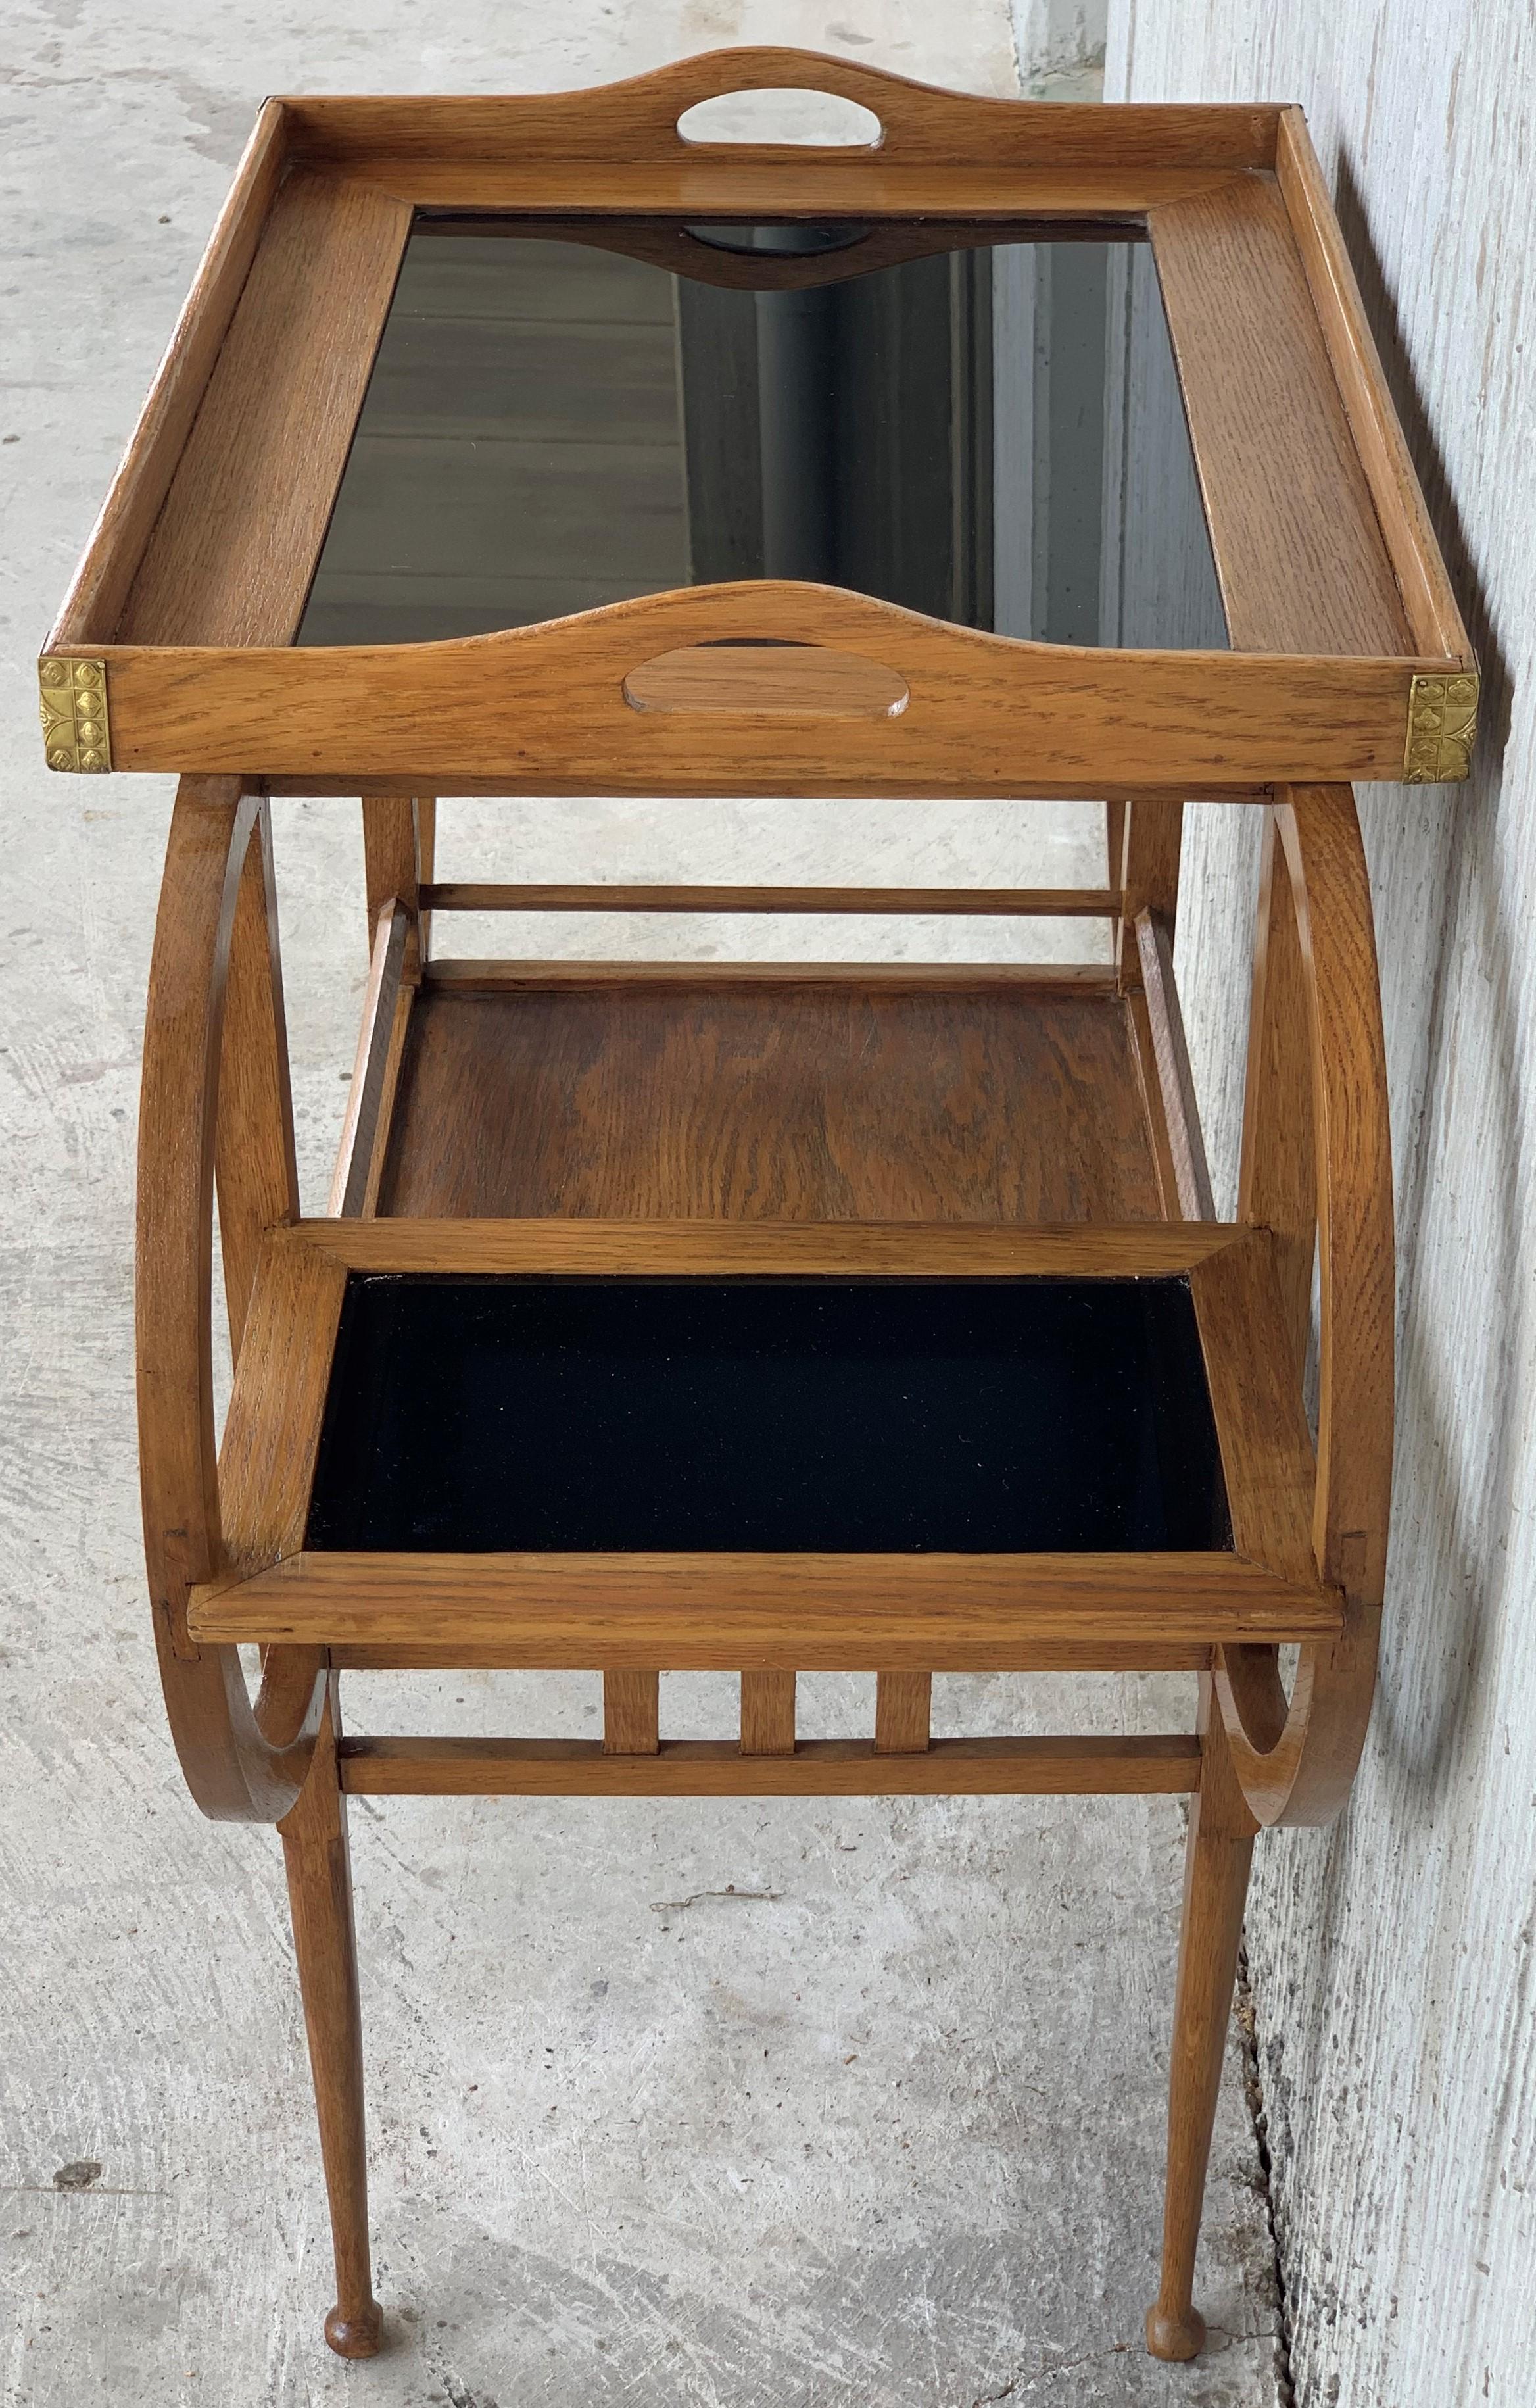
1218 784 1394 1825
137 775 325 1821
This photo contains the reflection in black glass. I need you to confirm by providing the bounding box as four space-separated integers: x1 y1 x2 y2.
683 219 872 255
298 222 1226 651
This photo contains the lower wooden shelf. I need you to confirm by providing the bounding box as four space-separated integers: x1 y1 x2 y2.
373 964 1165 1222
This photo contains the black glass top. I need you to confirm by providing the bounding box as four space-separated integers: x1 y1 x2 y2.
299 218 1226 651
306 1274 1232 1554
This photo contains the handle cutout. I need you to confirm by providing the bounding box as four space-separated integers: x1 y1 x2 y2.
677 90 882 148
623 643 908 720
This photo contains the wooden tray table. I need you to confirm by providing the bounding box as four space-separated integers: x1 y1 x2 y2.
50 48 1465 2371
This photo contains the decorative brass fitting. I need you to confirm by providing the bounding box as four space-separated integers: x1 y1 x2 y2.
1403 670 1479 783
39 656 112 772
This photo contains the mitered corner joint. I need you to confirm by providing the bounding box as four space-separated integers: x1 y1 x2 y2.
39 656 112 772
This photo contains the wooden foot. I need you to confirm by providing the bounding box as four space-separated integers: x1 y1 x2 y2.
279 1681 383 2359
1146 1676 1257 2362
1145 2302 1207 2363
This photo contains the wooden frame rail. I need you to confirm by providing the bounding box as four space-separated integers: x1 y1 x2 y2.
338 1734 1201 1797
420 882 1121 918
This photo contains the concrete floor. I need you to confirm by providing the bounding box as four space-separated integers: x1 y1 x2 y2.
3 4 1283 2401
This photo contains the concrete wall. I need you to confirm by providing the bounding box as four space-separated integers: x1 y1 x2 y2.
1107 4 1536 2400
1011 0 1107 91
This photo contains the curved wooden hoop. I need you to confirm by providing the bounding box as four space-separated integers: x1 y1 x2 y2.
137 775 325 1820
1216 784 1394 1826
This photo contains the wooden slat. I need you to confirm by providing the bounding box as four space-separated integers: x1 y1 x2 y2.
604 1670 659 1754
334 1640 1212 1673
329 902 410 1218
118 174 412 646
1116 797 1184 983
188 1549 1340 1658
1238 809 1316 1371
215 1239 348 1581
277 1217 1244 1277
1189 1232 1320 1592
276 777 1272 804
339 1733 1202 1798
214 806 299 1358
1148 175 1412 659
421 960 1118 996
362 796 427 975
1135 909 1216 1221
740 1670 796 1756
359 984 413 1221
47 103 289 649
1125 987 1184 1223
874 1671 932 1753
1274 109 1474 667
421 882 1120 918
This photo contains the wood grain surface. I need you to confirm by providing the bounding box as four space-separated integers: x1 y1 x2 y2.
1237 808 1316 1373
136 779 327 1822
276 1688 382 2359
90 593 1435 788
272 1218 1242 1275
623 643 909 717
738 1670 797 1756
1136 909 1217 1219
337 1732 1202 1798
1145 1678 1257 2360
602 1669 660 1754
375 985 1166 1222
214 805 299 1358
1147 174 1411 658
45 101 289 650
421 882 1121 918
1189 1232 1320 1590
116 174 412 647
874 1671 934 1752
1274 108 1474 667
216 1233 347 1581
189 1549 1340 1658
281 51 1282 177
327 902 409 1219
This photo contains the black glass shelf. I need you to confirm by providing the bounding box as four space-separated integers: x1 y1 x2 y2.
306 1273 1232 1556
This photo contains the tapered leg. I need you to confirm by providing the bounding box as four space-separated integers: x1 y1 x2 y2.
1146 1678 1257 2361
278 1681 382 2358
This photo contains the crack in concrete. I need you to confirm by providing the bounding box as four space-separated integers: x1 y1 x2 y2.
968 2337 1139 2402
1236 1944 1299 2407
647 1885 782 1911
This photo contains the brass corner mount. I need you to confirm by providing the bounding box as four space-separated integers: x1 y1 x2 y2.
1404 670 1479 783
39 656 112 772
